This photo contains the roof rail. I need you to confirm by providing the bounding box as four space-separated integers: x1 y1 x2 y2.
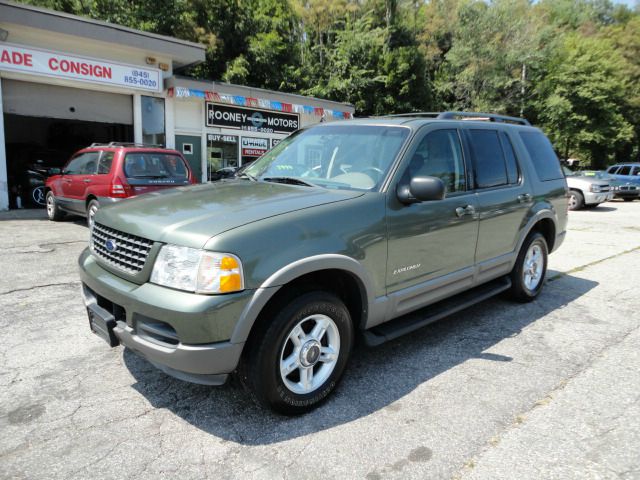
382 112 441 118
380 111 531 126
88 142 164 148
436 111 531 126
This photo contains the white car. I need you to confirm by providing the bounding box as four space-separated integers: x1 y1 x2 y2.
563 167 613 210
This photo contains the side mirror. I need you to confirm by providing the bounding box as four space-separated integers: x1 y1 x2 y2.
47 168 62 176
397 176 445 204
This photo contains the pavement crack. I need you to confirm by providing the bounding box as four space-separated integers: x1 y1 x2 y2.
548 245 640 281
0 281 80 296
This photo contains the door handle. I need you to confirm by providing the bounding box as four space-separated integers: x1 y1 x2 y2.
518 193 532 203
83 178 92 183
455 205 476 217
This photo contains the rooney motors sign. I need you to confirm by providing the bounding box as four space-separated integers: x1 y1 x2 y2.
0 43 162 92
206 102 300 134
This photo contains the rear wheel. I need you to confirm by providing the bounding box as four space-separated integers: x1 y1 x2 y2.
568 190 584 210
46 191 65 221
510 232 548 303
240 291 353 415
623 198 634 202
87 199 100 228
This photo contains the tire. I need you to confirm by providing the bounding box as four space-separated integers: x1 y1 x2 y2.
239 291 354 415
568 190 584 210
623 198 634 202
86 199 100 228
509 231 548 303
46 191 65 221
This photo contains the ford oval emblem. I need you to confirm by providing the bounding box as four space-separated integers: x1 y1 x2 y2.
105 239 118 253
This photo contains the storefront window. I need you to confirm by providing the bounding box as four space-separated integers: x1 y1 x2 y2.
141 96 165 146
207 134 238 180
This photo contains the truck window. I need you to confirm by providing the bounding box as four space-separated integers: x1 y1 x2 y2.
469 129 508 189
519 131 563 181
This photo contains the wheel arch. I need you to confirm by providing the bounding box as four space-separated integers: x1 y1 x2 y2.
517 210 557 256
231 255 374 345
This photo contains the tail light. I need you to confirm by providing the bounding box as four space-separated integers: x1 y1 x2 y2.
111 177 131 198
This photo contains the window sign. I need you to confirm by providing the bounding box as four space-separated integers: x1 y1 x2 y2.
0 43 161 92
207 134 238 144
241 137 269 157
271 138 282 148
206 103 300 134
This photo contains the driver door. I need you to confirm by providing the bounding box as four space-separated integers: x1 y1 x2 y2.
385 127 479 315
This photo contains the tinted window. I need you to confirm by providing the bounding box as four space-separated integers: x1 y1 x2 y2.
607 166 619 174
632 166 640 176
519 132 563 181
618 166 631 175
469 130 507 188
124 153 189 179
64 152 99 175
97 152 114 174
500 132 520 184
408 129 466 193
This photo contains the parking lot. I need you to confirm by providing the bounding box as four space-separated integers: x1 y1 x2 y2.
1 200 639 480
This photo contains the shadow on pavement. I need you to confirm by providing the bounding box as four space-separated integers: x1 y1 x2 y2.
124 273 598 445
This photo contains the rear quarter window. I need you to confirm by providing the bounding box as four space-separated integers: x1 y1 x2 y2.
519 131 563 181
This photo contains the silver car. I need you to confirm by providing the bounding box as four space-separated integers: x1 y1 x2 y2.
563 167 613 210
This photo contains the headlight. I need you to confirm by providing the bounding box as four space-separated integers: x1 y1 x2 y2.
150 245 244 294
590 185 603 193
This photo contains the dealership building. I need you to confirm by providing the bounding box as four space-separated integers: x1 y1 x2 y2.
0 0 354 210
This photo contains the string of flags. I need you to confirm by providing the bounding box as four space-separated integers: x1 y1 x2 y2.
167 87 353 120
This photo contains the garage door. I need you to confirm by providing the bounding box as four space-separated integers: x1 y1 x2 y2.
2 79 132 124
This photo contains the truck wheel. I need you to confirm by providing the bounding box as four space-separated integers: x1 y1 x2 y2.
510 232 548 303
240 291 353 415
568 190 584 210
46 191 65 221
87 199 100 228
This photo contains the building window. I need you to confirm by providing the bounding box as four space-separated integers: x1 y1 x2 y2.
141 96 165 146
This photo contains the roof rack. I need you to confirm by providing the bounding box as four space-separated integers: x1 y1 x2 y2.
88 142 164 148
383 111 531 126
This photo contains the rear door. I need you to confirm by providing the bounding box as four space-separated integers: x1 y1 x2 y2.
89 151 115 198
466 128 532 282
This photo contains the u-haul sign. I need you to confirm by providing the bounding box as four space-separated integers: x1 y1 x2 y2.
0 43 162 92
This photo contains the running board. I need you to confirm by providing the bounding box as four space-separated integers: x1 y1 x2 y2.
362 276 512 347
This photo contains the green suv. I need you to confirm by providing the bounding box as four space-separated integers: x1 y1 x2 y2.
80 112 568 414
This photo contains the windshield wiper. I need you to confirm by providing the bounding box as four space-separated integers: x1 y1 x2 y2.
238 172 258 181
262 177 317 187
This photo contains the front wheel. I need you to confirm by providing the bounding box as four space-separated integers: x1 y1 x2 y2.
509 232 548 303
568 190 584 210
46 191 65 221
240 291 354 415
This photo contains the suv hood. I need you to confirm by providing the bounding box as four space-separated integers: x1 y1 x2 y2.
94 180 364 248
565 175 609 187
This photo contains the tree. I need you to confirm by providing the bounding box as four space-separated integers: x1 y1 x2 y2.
533 34 634 167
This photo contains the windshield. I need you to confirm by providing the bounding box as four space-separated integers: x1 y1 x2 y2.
124 153 189 180
242 125 410 190
562 166 576 177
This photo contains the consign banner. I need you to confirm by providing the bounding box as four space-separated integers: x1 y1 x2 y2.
206 102 300 134
0 43 162 92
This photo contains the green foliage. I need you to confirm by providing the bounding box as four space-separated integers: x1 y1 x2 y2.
18 0 640 166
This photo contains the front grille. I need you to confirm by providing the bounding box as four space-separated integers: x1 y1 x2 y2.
91 223 153 273
621 185 638 191
598 185 610 192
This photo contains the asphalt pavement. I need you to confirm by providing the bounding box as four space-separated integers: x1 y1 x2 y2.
0 201 639 480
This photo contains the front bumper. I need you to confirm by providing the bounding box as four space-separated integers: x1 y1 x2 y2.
79 248 252 385
583 191 613 205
